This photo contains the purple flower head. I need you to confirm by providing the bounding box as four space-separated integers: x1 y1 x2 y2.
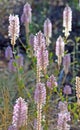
21 3 32 24
16 54 24 68
5 46 13 61
57 112 71 130
63 54 71 74
37 46 49 74
47 74 57 89
63 5 72 38
34 82 46 105
34 31 46 55
58 101 68 112
29 34 35 47
9 14 20 46
44 18 52 38
8 125 17 130
12 97 28 129
63 85 72 95
8 59 16 72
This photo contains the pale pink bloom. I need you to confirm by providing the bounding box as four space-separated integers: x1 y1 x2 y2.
8 14 20 45
44 18 52 38
34 31 46 55
47 74 57 89
12 97 28 129
58 101 68 112
56 36 65 67
63 54 71 74
37 45 49 73
57 112 71 130
63 5 72 37
34 82 46 105
21 3 32 24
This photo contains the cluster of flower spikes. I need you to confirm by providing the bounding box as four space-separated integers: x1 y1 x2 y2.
57 101 71 130
11 97 28 129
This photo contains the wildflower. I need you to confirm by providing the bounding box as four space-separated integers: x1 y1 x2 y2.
63 5 72 38
8 125 17 130
58 101 68 112
44 18 52 46
34 83 46 130
21 3 32 24
12 97 28 129
58 101 71 130
8 59 16 72
56 36 65 67
76 76 80 105
34 83 46 105
8 14 20 46
37 45 49 74
47 74 57 89
57 112 71 130
63 85 72 95
16 54 24 68
5 46 13 61
34 31 46 55
63 54 71 74
21 3 32 34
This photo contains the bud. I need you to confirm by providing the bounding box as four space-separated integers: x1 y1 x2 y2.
63 5 72 38
8 14 20 46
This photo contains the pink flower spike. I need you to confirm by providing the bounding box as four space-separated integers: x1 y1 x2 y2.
63 5 72 38
34 82 46 105
21 3 32 24
8 14 20 46
44 18 52 38
12 97 28 129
